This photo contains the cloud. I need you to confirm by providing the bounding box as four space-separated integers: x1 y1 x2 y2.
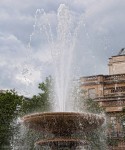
0 0 125 96
74 0 125 75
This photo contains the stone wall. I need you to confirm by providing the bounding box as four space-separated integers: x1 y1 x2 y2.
109 55 125 75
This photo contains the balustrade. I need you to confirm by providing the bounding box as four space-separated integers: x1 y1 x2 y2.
104 74 125 82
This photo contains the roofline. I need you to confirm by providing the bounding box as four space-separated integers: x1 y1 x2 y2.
80 73 125 79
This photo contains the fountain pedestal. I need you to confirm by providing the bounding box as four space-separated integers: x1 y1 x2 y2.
23 112 104 149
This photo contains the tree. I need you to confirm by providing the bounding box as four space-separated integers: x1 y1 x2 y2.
84 99 107 150
13 76 53 149
72 85 107 150
0 90 23 149
0 76 53 149
21 76 53 114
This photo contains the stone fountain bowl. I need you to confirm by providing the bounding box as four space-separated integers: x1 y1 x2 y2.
23 112 104 137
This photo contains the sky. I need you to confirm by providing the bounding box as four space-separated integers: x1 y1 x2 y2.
1 0 125 96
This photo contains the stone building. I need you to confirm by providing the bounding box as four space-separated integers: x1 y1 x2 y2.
80 48 125 150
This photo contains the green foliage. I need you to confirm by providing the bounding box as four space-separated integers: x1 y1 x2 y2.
0 90 23 149
13 76 53 149
21 76 52 114
0 76 53 149
73 86 104 114
107 137 119 146
84 98 104 114
73 86 107 150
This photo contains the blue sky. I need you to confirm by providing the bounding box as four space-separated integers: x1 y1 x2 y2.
1 0 125 96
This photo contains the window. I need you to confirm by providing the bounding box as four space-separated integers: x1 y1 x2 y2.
110 117 117 132
88 88 96 98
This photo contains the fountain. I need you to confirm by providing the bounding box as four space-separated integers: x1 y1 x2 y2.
23 112 104 149
22 4 105 150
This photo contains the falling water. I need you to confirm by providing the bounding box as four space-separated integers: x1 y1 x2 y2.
30 4 84 112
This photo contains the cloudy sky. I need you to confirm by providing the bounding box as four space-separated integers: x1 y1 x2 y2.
0 0 125 96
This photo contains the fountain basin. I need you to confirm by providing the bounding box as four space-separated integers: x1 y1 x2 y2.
23 112 104 137
22 112 104 149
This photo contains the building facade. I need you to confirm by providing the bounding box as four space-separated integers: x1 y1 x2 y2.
80 49 125 150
